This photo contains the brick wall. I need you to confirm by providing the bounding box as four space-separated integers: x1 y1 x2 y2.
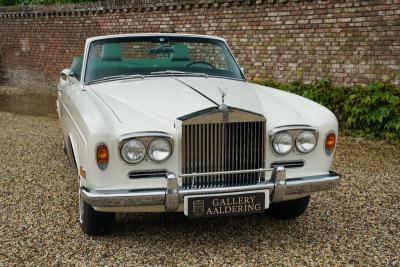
0 0 399 88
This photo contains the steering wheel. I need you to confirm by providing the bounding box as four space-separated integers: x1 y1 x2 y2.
185 61 216 69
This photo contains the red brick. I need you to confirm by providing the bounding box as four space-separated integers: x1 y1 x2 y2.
0 0 399 87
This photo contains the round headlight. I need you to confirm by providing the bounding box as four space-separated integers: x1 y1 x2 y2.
121 139 146 164
148 138 172 162
272 132 293 155
296 131 317 153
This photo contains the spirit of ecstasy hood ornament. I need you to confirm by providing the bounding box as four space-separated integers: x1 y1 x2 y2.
218 87 229 122
218 86 227 106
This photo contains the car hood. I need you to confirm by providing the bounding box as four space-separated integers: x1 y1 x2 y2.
89 76 304 128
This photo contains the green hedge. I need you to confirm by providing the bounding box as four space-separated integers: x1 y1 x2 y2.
259 79 400 144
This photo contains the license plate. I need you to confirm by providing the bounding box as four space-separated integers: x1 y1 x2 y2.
184 190 268 219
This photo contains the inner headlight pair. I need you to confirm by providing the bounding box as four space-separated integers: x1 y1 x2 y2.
272 130 317 155
121 138 172 164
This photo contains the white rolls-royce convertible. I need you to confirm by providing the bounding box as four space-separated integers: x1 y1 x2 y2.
57 33 340 235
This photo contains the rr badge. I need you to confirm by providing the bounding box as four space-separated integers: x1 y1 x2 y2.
192 200 205 216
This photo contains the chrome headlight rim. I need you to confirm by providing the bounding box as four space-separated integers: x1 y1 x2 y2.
120 138 146 164
295 130 317 154
147 138 172 163
272 132 294 155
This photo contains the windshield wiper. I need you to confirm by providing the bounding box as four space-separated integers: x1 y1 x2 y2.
85 74 145 85
150 70 208 78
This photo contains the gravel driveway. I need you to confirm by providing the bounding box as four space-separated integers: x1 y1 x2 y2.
0 89 399 266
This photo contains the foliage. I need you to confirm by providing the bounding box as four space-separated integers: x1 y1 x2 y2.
259 78 400 144
0 0 17 6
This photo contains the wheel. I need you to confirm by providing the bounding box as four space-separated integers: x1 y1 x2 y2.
78 180 115 236
267 196 310 220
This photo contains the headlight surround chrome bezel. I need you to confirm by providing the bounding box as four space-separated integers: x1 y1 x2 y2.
119 132 174 164
270 126 319 156
295 130 318 154
272 132 294 155
147 138 173 163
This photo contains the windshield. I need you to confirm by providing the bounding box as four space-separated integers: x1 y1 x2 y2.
84 36 244 84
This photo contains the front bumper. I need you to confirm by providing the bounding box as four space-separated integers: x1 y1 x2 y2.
81 167 341 212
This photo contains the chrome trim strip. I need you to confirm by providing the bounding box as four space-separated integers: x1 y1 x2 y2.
119 131 173 142
128 169 168 179
179 168 273 178
270 160 305 169
269 125 317 135
285 171 340 195
81 188 165 207
179 107 266 124
178 183 274 201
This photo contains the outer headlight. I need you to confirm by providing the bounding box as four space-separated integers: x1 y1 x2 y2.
272 132 293 155
121 139 146 164
296 130 317 153
148 138 172 162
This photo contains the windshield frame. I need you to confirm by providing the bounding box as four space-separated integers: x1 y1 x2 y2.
81 34 246 85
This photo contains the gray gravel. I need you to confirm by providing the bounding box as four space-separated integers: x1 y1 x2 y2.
0 87 399 266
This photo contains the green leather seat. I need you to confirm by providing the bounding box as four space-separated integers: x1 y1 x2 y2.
170 44 190 61
101 44 122 61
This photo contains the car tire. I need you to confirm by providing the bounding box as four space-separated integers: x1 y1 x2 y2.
267 196 310 220
78 182 115 236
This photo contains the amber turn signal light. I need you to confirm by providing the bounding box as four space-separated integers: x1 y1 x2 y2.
325 133 336 155
96 144 109 170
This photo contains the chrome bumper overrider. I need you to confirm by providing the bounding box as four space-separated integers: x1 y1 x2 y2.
81 167 341 211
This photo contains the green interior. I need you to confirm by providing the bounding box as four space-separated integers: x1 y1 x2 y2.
85 43 201 81
71 40 243 82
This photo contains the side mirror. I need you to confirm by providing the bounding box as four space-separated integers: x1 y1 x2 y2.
60 69 72 82
59 69 73 92
240 67 245 74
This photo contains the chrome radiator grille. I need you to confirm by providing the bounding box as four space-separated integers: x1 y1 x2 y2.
181 121 266 189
